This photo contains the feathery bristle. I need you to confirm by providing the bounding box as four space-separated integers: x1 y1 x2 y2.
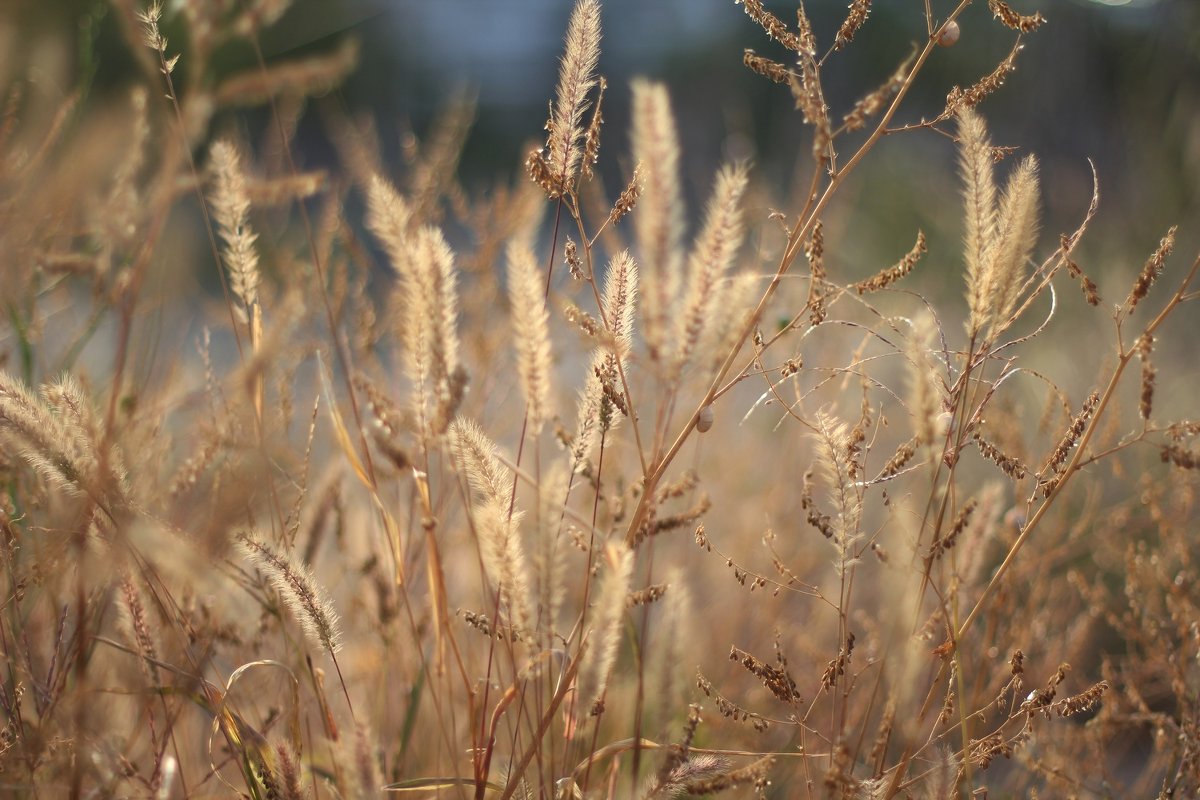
273 744 305 800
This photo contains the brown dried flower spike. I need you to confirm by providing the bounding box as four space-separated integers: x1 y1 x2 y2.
989 0 1046 33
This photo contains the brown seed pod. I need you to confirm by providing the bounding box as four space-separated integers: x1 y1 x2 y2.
697 405 714 433
937 21 961 47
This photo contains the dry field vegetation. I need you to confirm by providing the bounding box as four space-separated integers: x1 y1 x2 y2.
2 0 1199 797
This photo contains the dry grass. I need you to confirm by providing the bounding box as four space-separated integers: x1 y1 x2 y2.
0 1 1198 798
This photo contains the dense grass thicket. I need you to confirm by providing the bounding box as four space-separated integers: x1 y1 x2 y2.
1 1 1198 797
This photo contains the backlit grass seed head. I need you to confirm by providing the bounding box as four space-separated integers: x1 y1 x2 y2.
806 221 827 326
645 566 691 721
601 249 638 356
1137 333 1156 421
506 243 555 434
906 313 944 451
571 377 603 472
137 2 169 56
791 57 831 161
209 140 261 315
699 272 759 373
365 174 413 275
1037 391 1099 496
960 105 1041 340
102 88 150 255
395 225 462 436
478 502 534 637
449 417 512 508
543 0 602 194
959 108 998 333
580 541 633 713
631 79 683 362
0 371 95 499
812 411 863 575
985 154 1040 332
673 163 748 379
581 76 606 181
973 433 1028 481
44 373 129 503
238 533 342 655
534 464 570 637
643 754 730 798
570 250 639 469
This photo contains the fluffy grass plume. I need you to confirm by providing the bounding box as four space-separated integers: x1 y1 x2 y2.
631 79 684 362
579 541 634 713
546 0 602 192
506 242 555 434
209 140 261 315
959 108 999 335
673 163 748 378
238 532 343 655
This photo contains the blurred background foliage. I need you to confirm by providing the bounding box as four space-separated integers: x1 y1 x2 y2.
5 0 1197 290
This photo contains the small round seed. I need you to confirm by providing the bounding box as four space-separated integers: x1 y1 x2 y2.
937 21 961 47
